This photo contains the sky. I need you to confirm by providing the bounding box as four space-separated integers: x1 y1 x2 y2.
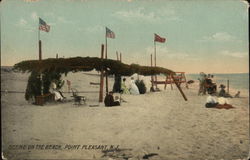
1 0 249 73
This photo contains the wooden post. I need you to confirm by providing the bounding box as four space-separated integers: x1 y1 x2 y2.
150 54 154 88
120 52 122 62
105 32 108 95
116 51 119 61
164 75 167 90
56 53 58 59
171 75 188 101
39 40 42 60
227 79 229 94
38 40 43 95
154 41 158 88
170 74 173 90
99 44 105 102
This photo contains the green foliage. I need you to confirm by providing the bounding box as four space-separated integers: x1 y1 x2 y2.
25 71 63 101
25 71 41 101
135 79 147 94
13 57 174 76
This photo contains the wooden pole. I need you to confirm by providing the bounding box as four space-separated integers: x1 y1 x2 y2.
39 40 43 95
56 53 58 59
171 75 188 101
120 52 122 62
105 31 109 95
99 44 105 102
116 51 119 61
150 54 153 88
227 79 229 94
154 41 158 88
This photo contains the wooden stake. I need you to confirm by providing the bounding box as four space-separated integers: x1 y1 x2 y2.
39 40 42 60
56 54 58 59
120 52 122 62
116 51 119 61
38 40 43 95
154 41 158 88
99 44 105 102
150 54 153 88
105 31 108 94
227 79 229 94
171 75 188 101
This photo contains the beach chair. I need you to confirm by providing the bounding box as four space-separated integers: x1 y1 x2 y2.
71 88 86 105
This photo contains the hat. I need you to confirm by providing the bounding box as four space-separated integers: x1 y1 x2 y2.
219 84 226 88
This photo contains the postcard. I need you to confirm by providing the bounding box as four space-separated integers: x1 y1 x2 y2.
1 0 249 159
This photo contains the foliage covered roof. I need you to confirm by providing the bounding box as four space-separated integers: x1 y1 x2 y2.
13 57 174 76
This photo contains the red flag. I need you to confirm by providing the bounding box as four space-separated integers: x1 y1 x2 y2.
154 33 166 43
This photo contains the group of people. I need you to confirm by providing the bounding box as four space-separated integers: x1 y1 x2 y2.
205 89 234 109
205 83 240 109
112 75 140 95
198 72 217 96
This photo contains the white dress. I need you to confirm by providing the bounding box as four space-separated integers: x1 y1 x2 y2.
218 97 230 105
129 80 140 95
49 82 63 101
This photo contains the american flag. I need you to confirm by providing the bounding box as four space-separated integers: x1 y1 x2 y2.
154 33 166 43
39 18 50 32
106 27 115 39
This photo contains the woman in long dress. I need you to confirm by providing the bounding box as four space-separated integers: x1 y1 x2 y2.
49 81 64 101
129 77 140 95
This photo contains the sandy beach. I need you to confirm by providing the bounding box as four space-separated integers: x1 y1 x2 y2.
1 70 249 160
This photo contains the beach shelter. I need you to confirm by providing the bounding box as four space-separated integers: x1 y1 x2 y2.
13 56 188 102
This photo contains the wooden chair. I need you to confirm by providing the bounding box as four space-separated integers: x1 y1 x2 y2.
71 88 86 105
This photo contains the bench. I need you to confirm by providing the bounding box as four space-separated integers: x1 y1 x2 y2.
35 93 55 106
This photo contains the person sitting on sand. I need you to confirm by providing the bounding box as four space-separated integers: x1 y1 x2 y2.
104 91 120 107
205 91 234 109
129 77 140 95
205 92 219 108
121 78 130 94
218 84 232 98
49 80 66 101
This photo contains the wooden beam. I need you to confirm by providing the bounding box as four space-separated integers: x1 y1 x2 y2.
99 44 105 102
171 75 188 101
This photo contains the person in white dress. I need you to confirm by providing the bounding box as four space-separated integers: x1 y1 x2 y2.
129 77 140 95
49 81 64 101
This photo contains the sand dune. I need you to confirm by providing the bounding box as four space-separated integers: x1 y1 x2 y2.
1 71 249 160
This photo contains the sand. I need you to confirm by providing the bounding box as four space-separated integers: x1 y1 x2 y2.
1 70 249 160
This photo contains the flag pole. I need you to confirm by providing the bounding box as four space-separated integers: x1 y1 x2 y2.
38 18 43 95
105 29 109 95
154 40 158 89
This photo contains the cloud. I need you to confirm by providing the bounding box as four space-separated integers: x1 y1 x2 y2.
31 12 38 21
57 17 73 24
113 7 180 22
200 32 236 42
80 25 103 33
15 18 35 32
220 50 248 58
18 18 28 26
114 7 156 21
146 46 197 60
